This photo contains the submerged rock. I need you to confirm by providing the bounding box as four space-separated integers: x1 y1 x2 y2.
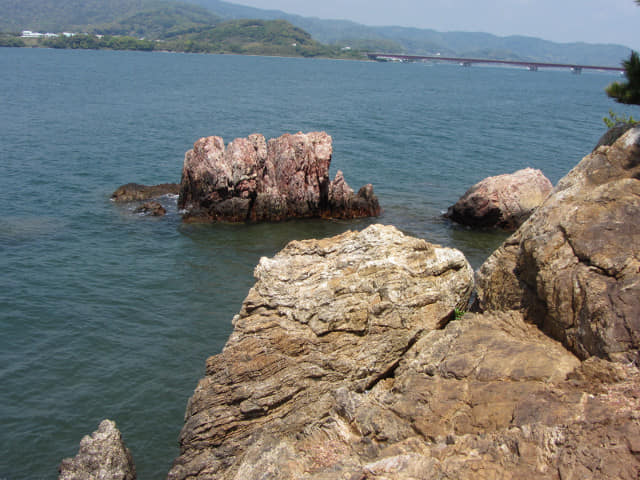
58 419 136 480
178 131 381 222
134 201 166 216
111 183 180 203
476 126 640 363
445 168 553 230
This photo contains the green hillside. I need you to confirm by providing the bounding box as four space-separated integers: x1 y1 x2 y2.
189 0 633 66
156 19 354 56
92 4 220 39
0 0 632 65
0 0 161 32
0 0 356 58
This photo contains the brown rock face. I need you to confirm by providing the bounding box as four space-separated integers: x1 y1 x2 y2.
178 132 381 222
58 419 136 480
168 224 475 479
476 127 640 363
167 224 640 480
446 168 553 230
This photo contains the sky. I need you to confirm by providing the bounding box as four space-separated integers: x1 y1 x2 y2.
234 0 640 51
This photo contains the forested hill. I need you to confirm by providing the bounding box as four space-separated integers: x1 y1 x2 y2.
0 0 165 32
0 0 633 66
188 0 633 66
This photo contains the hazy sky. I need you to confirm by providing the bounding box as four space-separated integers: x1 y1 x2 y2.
234 0 640 51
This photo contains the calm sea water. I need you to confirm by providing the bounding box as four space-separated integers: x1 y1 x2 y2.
1 47 635 479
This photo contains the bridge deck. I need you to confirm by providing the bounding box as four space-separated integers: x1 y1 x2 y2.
366 53 624 72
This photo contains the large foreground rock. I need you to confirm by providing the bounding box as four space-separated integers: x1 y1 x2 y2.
445 168 553 230
59 419 136 480
168 224 474 479
178 132 381 222
168 221 640 478
476 127 640 363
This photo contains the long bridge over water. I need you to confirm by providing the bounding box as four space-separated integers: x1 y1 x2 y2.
366 53 624 74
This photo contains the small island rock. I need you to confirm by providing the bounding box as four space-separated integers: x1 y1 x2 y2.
178 131 381 222
445 167 553 230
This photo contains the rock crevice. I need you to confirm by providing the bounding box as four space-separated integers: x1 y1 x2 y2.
476 126 640 363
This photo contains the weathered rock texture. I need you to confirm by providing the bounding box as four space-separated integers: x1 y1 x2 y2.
476 127 640 363
111 183 180 203
59 419 136 480
445 168 553 230
168 221 640 479
168 224 474 479
178 132 381 222
168 220 640 479
595 122 637 149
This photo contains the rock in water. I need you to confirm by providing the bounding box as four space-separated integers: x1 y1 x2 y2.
445 168 553 230
58 419 136 480
168 224 474 479
111 183 180 203
178 132 381 222
134 201 166 216
476 127 640 363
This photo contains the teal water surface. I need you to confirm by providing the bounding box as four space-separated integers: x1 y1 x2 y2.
1 48 635 479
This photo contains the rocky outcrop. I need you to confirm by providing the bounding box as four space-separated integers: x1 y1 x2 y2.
59 419 136 480
168 221 640 478
86 129 639 479
168 224 474 479
111 183 180 203
476 127 640 363
445 168 553 230
178 132 381 222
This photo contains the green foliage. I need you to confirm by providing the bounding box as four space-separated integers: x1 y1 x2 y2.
0 33 25 47
0 0 363 59
92 3 220 39
28 18 362 58
329 37 404 54
454 308 466 320
42 34 154 51
0 0 163 32
159 19 359 58
606 51 640 105
603 110 637 128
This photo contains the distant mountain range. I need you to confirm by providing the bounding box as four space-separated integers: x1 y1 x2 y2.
0 0 632 66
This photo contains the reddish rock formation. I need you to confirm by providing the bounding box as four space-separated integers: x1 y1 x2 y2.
446 168 553 230
476 126 640 363
178 132 381 222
